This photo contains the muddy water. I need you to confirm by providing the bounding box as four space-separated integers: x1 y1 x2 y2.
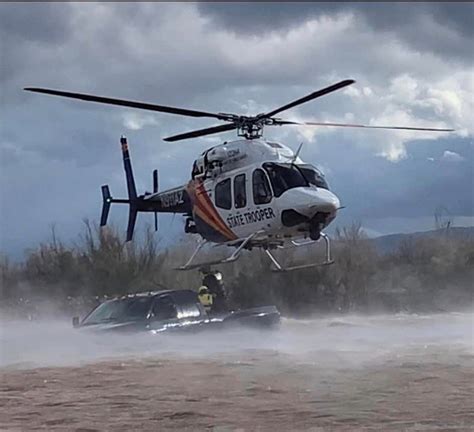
1 313 473 431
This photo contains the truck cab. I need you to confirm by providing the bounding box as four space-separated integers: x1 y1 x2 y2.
74 289 280 333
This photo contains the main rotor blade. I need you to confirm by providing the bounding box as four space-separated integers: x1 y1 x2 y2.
264 79 355 118
276 120 454 132
24 88 230 120
163 123 237 142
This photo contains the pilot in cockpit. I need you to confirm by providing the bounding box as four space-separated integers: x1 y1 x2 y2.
191 160 205 179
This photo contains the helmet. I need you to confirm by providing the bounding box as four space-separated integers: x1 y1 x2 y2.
198 286 209 294
199 265 211 274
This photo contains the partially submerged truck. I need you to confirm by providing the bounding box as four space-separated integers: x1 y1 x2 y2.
73 289 280 333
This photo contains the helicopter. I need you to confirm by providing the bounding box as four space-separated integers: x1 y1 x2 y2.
24 80 453 271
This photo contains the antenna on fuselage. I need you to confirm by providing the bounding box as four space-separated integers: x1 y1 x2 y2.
290 142 304 165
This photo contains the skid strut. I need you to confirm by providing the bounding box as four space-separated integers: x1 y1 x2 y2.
265 232 334 272
176 239 209 271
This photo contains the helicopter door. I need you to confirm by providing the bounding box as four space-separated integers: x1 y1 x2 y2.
224 172 249 237
252 169 272 206
215 178 232 210
246 168 278 235
214 178 233 237
234 173 247 210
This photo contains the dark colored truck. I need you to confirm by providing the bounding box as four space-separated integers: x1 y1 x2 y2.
73 289 280 333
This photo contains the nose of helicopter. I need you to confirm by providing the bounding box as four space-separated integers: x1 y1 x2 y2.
308 188 340 214
284 187 340 214
279 187 341 227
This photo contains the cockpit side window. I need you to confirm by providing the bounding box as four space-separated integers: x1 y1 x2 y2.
252 169 272 205
263 163 308 197
234 174 247 209
215 178 232 210
299 165 329 190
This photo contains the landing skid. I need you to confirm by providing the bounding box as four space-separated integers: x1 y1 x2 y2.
175 231 334 272
175 231 262 271
265 232 334 272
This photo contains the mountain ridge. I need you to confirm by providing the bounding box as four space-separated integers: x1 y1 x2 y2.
370 226 474 254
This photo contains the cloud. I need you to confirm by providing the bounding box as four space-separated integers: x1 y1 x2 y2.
0 3 73 43
1 2 473 257
441 150 465 163
279 72 470 162
198 3 474 61
122 112 159 131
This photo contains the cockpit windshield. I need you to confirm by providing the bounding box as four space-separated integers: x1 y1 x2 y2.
299 164 329 190
263 163 308 197
82 297 153 325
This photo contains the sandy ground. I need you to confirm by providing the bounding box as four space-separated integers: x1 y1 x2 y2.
1 313 473 431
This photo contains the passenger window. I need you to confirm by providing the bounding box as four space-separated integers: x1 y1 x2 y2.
234 174 247 209
215 178 231 210
151 296 177 321
253 169 272 205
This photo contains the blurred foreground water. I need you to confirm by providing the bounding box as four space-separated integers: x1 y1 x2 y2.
1 312 473 431
1 311 472 368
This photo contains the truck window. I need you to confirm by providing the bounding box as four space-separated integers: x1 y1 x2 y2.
151 296 178 321
234 174 247 209
82 297 153 325
252 169 272 205
169 290 204 319
215 178 231 210
179 303 202 319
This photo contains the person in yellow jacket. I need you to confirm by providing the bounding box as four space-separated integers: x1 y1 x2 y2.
198 286 213 312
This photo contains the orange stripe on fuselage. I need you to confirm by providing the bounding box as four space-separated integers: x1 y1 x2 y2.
195 185 237 240
195 185 233 234
193 206 225 238
189 180 237 241
195 198 235 240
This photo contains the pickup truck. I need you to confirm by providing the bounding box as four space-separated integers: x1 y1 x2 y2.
73 289 280 333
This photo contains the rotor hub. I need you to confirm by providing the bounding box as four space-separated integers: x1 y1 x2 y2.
233 116 265 139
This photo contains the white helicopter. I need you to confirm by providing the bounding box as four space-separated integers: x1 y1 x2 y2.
25 80 453 271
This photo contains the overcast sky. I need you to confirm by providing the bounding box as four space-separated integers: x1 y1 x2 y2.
1 2 473 258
